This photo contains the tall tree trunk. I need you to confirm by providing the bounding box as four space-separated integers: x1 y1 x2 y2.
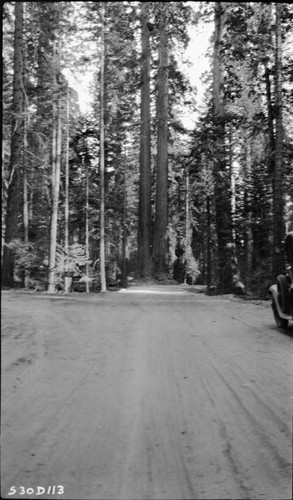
100 4 107 293
23 107 29 288
48 40 62 293
229 125 245 293
213 1 233 293
244 131 253 290
206 196 212 294
138 1 152 278
85 152 89 293
184 168 189 284
272 2 284 278
261 3 275 176
35 2 52 242
23 118 28 248
2 2 24 287
229 126 236 246
47 100 62 293
122 146 127 289
23 5 29 288
264 60 275 175
153 2 169 279
64 84 71 293
64 87 69 253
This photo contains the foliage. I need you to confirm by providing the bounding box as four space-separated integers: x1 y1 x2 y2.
183 242 201 284
5 238 47 289
55 242 91 277
2 2 292 297
6 239 40 273
249 258 273 300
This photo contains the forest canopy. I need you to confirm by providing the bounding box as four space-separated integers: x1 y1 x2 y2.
2 1 293 297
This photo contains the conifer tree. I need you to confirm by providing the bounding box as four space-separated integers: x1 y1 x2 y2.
47 4 65 293
153 2 169 279
212 1 234 293
99 3 107 293
138 1 152 278
272 2 285 278
2 2 24 287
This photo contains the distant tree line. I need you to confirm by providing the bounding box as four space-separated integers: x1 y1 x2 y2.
2 1 293 297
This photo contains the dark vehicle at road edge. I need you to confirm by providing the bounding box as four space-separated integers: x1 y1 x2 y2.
269 232 293 329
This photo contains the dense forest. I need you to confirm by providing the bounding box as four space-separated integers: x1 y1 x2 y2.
2 1 293 296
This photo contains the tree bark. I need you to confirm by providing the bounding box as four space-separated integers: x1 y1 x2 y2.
100 4 107 293
122 146 127 289
153 2 169 279
138 1 152 278
23 107 29 288
261 3 275 175
2 2 24 287
184 168 189 284
206 196 212 294
264 61 275 175
48 39 62 293
65 87 70 252
229 125 245 293
47 101 62 293
85 152 89 293
272 2 284 278
64 85 72 293
213 1 233 293
23 9 29 288
244 131 253 290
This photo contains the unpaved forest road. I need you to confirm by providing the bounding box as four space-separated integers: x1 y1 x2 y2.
1 287 292 500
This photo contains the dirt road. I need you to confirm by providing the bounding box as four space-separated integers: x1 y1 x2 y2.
1 288 292 500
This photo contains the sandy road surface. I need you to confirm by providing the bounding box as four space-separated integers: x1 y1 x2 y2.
1 288 292 500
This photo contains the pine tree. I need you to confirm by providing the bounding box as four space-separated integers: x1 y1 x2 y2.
137 2 152 278
2 2 24 287
153 2 169 279
99 3 107 293
272 2 285 278
47 45 63 292
212 1 233 293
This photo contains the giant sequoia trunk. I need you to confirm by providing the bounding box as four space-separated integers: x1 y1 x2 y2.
213 1 233 293
153 3 169 278
272 2 284 278
47 86 62 293
137 2 152 278
2 2 24 287
99 4 107 293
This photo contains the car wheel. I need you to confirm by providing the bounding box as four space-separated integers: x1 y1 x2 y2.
272 301 289 329
277 274 290 314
